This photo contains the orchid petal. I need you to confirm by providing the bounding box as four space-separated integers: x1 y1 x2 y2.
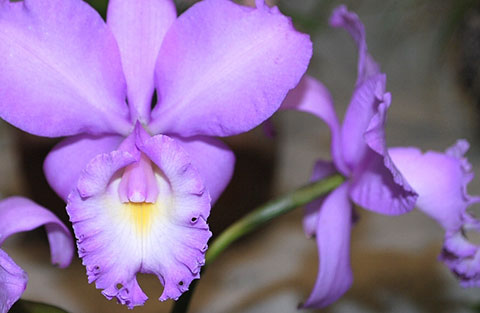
329 5 416 215
329 5 380 86
349 96 417 215
171 136 235 203
341 74 386 169
67 135 211 307
389 141 476 230
0 0 131 137
302 183 353 308
139 135 211 301
303 160 337 238
149 0 312 137
44 134 123 201
0 197 73 268
332 3 383 170
390 140 480 286
0 249 27 313
282 75 348 175
107 0 176 124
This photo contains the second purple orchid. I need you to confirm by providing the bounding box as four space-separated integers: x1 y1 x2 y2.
283 5 480 309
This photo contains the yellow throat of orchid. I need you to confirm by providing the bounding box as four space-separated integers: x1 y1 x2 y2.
123 202 158 237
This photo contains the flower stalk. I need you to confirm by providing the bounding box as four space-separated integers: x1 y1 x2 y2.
171 174 344 313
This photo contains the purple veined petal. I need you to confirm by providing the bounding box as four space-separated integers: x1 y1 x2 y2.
0 249 27 313
107 0 177 124
67 134 211 307
0 197 74 268
281 75 349 175
329 5 380 85
302 183 353 309
349 97 417 215
44 134 123 201
303 160 337 238
0 0 131 137
149 0 312 137
170 135 235 204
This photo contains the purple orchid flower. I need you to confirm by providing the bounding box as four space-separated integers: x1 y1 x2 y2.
0 197 73 313
0 0 312 307
282 5 418 308
285 5 480 308
390 141 480 288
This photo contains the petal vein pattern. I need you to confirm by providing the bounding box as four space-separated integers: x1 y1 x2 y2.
67 132 211 307
0 0 130 137
150 0 312 137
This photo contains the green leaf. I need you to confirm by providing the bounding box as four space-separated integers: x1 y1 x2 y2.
10 300 70 313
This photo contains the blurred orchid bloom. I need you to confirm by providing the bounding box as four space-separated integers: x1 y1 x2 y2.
0 0 311 307
0 197 73 313
282 5 418 308
390 141 480 288
284 5 480 308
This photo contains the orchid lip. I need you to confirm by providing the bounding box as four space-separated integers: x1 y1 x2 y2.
68 132 212 306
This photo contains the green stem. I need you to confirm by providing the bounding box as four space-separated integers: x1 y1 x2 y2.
205 174 343 265
170 174 344 313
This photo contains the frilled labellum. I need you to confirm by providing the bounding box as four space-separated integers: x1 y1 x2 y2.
68 125 212 307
